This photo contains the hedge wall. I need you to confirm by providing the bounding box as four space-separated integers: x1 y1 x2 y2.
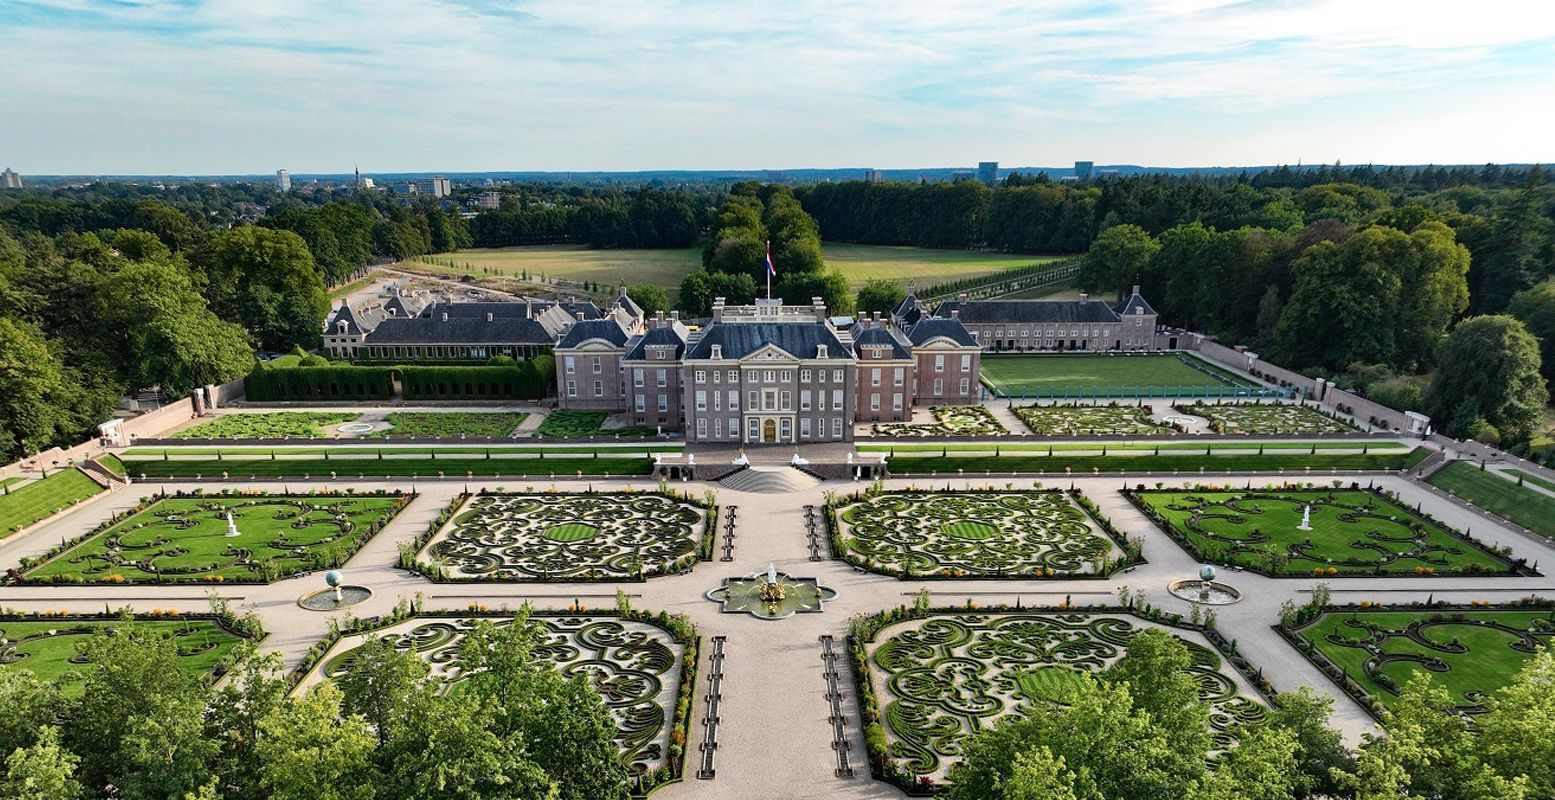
244 365 396 401
245 360 554 402
401 365 537 400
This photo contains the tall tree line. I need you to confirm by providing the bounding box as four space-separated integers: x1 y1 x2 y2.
467 187 714 248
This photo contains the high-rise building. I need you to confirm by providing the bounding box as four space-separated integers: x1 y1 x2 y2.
0 168 21 189
1074 161 1094 180
951 170 974 183
275 169 291 192
414 176 452 198
863 168 883 183
977 161 999 186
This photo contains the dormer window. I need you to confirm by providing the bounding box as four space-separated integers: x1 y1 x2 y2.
711 345 722 360
817 344 828 358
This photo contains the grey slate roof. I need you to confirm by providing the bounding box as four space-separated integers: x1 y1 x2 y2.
418 301 531 319
556 318 630 349
624 323 689 360
614 286 643 320
906 317 979 347
684 322 850 361
363 316 561 346
849 324 913 359
1114 292 1157 317
932 299 1121 325
892 292 920 319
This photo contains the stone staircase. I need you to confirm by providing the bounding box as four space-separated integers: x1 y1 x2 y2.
78 459 129 489
717 465 823 493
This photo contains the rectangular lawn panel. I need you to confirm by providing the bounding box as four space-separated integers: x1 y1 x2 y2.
980 353 1259 398
1286 608 1554 716
118 455 653 479
0 469 104 537
0 618 245 697
22 493 412 583
1128 488 1519 577
1427 461 1555 541
365 411 528 438
886 447 1429 475
172 412 362 439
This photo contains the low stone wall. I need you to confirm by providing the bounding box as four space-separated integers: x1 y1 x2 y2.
1326 387 1413 433
1190 336 1321 397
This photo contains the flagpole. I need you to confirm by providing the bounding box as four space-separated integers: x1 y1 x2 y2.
765 239 773 300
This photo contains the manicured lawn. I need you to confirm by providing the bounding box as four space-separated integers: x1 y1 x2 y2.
1428 461 1555 540
859 440 1407 453
118 455 653 479
365 412 528 438
817 243 1059 287
1131 488 1512 576
122 443 680 456
23 494 411 583
172 412 361 439
887 447 1430 475
1505 468 1555 494
1292 609 1554 714
0 619 244 697
535 410 658 438
0 469 104 537
981 353 1256 397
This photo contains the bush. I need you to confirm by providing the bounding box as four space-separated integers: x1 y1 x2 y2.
298 354 330 367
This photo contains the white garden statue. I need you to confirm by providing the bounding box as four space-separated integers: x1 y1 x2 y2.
1297 504 1313 531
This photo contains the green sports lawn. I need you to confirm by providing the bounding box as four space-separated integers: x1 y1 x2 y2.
0 469 104 537
980 353 1257 396
23 494 409 583
0 619 244 697
1428 461 1555 541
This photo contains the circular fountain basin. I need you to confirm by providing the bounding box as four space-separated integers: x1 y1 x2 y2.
706 572 838 620
1162 414 1208 430
336 422 379 435
298 585 373 611
1168 579 1242 605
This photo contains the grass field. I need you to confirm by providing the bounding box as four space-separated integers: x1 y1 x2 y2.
886 447 1429 475
1504 468 1555 494
24 494 410 583
0 469 104 537
858 441 1406 454
980 353 1257 398
0 619 244 696
1428 461 1555 540
406 242 1056 294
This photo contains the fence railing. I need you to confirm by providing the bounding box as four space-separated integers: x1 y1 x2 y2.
983 384 1293 400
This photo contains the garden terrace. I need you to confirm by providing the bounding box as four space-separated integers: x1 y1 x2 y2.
1427 461 1555 541
0 616 248 697
979 353 1269 399
111 446 659 480
364 411 529 438
303 613 695 785
1175 402 1357 434
1280 605 1555 718
536 410 660 438
870 406 1006 437
1013 403 1175 435
1127 487 1523 577
21 492 412 583
828 490 1133 579
853 611 1264 782
413 491 712 581
171 412 362 439
0 469 104 537
884 446 1430 476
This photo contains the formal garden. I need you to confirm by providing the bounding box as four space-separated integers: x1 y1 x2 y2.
852 611 1265 782
871 406 1006 437
979 353 1262 398
1127 487 1524 577
1013 403 1173 435
1175 402 1357 434
365 411 529 438
411 490 712 581
827 490 1136 578
309 613 695 785
536 410 660 438
172 412 362 439
0 617 247 696
1280 605 1555 717
19 492 412 583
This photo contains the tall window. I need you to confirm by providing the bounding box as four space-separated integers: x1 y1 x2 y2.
871 369 880 387
893 368 904 386
593 380 602 397
934 378 943 396
831 417 843 438
656 369 667 387
591 356 601 374
657 395 668 412
870 394 880 411
960 354 971 371
565 356 576 374
696 419 706 437
934 354 945 372
635 394 645 412
833 369 844 383
780 390 791 411
729 390 739 410
566 380 576 397
831 389 843 410
959 378 970 395
633 369 644 387
696 390 707 411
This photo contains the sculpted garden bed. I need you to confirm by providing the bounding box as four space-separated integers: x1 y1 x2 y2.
1125 484 1529 577
1013 403 1174 435
826 489 1140 579
1175 402 1357 434
405 489 715 581
871 406 1006 437
19 490 412 584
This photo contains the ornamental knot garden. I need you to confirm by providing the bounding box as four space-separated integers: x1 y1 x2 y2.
417 491 711 581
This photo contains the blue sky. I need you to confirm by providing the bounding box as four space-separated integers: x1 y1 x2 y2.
3 0 1554 173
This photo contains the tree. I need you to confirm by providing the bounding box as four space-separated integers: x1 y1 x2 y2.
677 270 757 317
0 318 76 459
335 637 433 744
1394 222 1471 371
1078 224 1157 302
1000 746 1092 800
1507 281 1555 383
855 279 906 317
196 226 329 350
1273 231 1403 371
100 259 254 396
255 683 378 800
1189 725 1297 800
776 270 853 315
1101 629 1209 768
0 671 60 758
1476 647 1555 798
1468 172 1552 314
1425 315 1548 443
206 644 289 800
1264 686 1354 798
379 689 556 800
625 284 669 317
0 727 81 800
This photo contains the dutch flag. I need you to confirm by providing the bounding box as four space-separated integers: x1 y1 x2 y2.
765 240 777 278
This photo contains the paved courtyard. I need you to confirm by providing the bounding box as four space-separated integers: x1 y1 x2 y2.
1 460 1551 799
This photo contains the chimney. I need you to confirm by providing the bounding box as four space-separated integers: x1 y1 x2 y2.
958 292 968 302
671 310 680 323
712 297 725 322
951 309 960 319
576 312 585 321
1131 284 1140 296
813 296 827 322
1079 292 1088 301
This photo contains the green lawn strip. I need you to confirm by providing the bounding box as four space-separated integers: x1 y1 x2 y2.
96 455 127 476
172 412 362 439
0 619 245 698
1131 488 1511 576
124 444 680 456
1290 609 1554 715
979 353 1255 392
120 457 653 479
1502 468 1555 494
1428 461 1555 540
0 477 26 489
365 412 529 439
535 410 659 438
858 441 1404 453
0 469 105 537
887 448 1429 475
23 494 411 583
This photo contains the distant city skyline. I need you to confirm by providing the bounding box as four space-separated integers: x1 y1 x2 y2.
3 1 1554 173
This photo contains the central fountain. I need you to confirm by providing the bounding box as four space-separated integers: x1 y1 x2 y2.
706 564 837 620
1168 565 1243 605
298 569 373 611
